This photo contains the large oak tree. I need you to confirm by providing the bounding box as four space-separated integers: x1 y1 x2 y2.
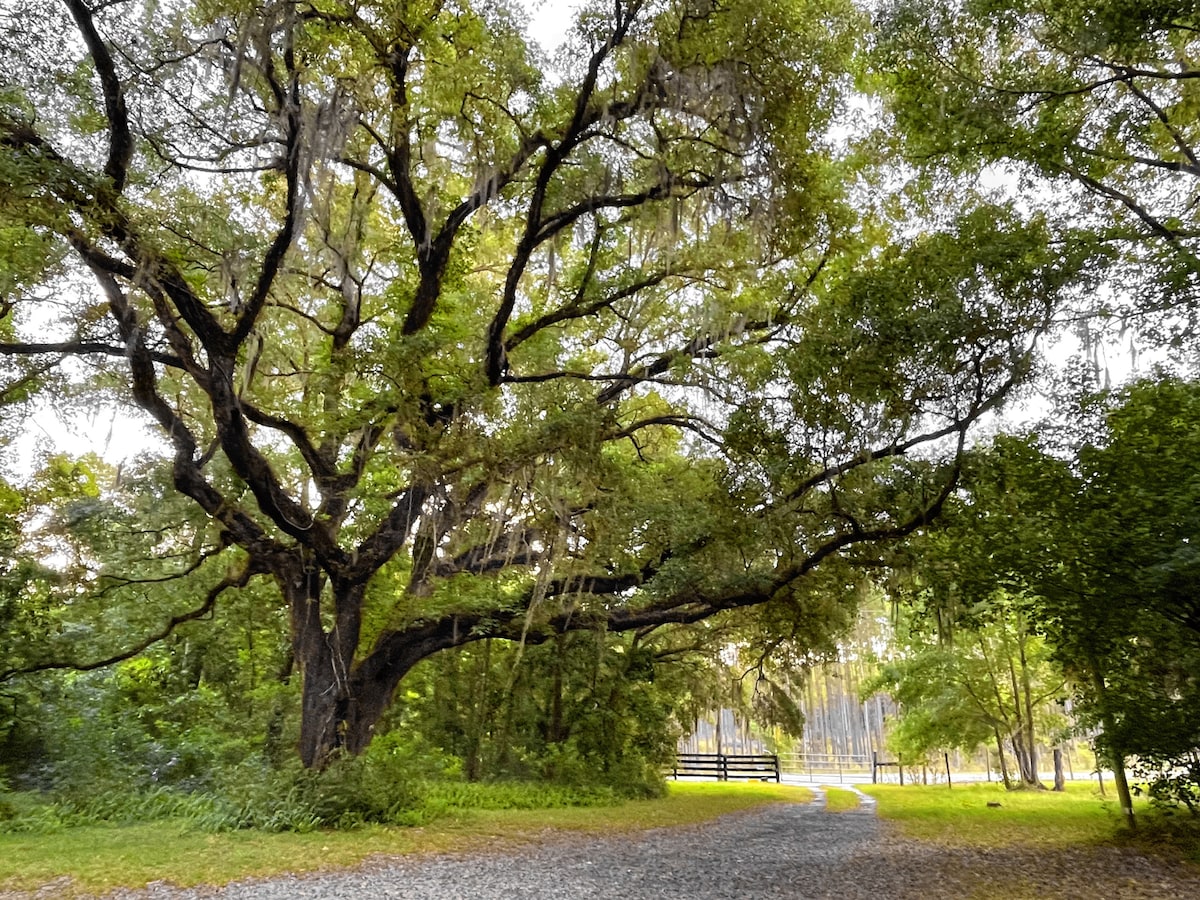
0 0 1078 768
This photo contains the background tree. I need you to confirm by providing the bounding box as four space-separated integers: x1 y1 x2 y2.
870 0 1200 820
0 452 296 792
1036 378 1200 819
0 0 1081 770
874 0 1200 360
885 383 1200 820
870 540 1067 790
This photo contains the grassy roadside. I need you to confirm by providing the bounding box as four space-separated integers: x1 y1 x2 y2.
0 781 812 897
821 787 861 812
861 781 1200 864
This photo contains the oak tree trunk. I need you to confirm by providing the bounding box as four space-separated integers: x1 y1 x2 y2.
283 561 405 769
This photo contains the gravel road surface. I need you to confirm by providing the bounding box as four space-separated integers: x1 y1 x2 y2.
116 794 884 900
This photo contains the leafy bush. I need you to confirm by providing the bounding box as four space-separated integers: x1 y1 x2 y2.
420 779 620 811
1133 755 1200 816
0 758 643 835
0 784 22 825
0 672 668 836
206 763 323 832
0 784 219 834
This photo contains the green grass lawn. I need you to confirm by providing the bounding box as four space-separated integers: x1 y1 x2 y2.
821 787 860 812
0 781 813 897
861 780 1200 864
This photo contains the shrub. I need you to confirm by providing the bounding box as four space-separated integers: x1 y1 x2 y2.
1133 755 1200 816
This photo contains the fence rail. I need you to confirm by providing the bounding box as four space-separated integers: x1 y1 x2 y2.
777 752 874 783
670 753 781 782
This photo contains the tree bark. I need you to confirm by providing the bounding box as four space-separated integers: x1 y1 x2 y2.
994 726 1013 790
282 560 398 769
1005 647 1039 786
1016 622 1042 787
1109 750 1136 831
1088 662 1135 829
1011 735 1033 785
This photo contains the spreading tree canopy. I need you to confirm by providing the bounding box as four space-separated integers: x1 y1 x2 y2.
875 0 1200 350
0 0 1080 768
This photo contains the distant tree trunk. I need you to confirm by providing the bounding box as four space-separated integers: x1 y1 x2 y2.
549 633 566 744
464 640 492 781
994 727 1013 790
1016 625 1042 786
1109 749 1136 831
1006 647 1041 787
977 633 1024 787
1053 747 1066 791
262 649 295 765
1011 736 1032 784
1088 662 1135 829
493 641 531 774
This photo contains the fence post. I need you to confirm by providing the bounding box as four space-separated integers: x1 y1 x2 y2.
872 751 877 784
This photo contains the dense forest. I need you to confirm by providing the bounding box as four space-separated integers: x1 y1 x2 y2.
1 0 1198 830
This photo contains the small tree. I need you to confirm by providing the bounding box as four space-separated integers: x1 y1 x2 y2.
868 592 1065 790
1041 380 1200 821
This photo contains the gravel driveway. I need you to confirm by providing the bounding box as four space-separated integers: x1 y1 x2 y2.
18 789 1200 899
116 794 884 900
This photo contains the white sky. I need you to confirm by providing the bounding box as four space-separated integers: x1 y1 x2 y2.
526 0 583 53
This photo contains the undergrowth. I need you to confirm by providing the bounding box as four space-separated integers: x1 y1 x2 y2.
0 758 637 835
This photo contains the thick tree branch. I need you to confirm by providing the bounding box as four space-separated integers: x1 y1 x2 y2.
348 447 961 712
347 483 432 581
1059 164 1179 241
239 401 337 484
0 559 261 684
482 3 649 384
0 340 181 368
783 377 1015 505
1119 75 1200 174
505 266 675 352
74 258 279 557
230 10 303 348
65 0 132 192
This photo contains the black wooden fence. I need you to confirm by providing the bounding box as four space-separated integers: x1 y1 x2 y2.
670 752 781 782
